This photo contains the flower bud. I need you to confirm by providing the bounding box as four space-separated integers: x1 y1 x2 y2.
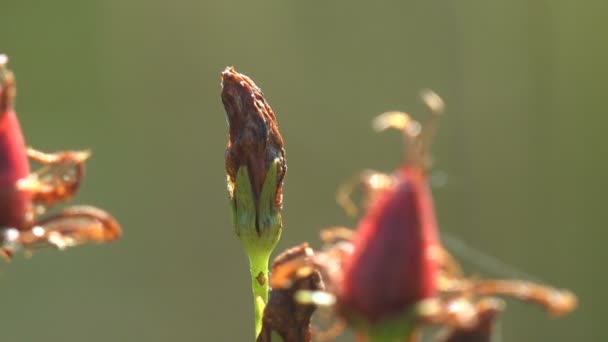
221 66 286 254
0 56 32 229
338 110 442 327
339 167 440 323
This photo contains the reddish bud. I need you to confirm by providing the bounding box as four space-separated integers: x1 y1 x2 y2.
0 56 121 255
0 56 32 229
338 167 440 323
337 108 443 324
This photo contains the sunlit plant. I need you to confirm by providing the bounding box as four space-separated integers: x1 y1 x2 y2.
220 67 577 342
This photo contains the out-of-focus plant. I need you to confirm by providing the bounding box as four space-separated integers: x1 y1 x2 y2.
220 69 577 342
0 54 121 258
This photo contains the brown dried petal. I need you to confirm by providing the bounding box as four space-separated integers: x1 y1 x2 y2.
221 67 286 211
258 244 323 342
436 299 503 342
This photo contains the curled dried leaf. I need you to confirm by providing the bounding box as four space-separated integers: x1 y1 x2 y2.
435 299 503 342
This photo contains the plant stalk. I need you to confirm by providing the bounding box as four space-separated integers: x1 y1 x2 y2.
249 250 271 338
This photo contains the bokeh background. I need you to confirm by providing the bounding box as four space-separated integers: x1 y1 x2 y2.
1 1 605 341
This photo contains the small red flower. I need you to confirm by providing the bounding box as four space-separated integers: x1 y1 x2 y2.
336 99 444 324
0 55 121 255
338 165 441 323
0 57 31 229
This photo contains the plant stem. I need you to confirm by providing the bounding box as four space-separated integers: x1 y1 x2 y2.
366 330 404 342
366 330 393 342
248 250 271 338
361 316 416 342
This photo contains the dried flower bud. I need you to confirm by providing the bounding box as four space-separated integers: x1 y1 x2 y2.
221 66 286 251
221 67 287 337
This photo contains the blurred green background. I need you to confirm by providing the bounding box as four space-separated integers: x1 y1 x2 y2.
1 1 605 341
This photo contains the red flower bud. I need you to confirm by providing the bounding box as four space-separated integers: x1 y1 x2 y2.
337 105 444 324
0 56 32 229
338 166 440 323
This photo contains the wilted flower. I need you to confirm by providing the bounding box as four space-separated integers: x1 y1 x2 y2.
0 55 121 256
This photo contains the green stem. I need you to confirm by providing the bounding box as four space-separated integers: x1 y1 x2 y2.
248 251 271 338
356 311 417 342
366 329 395 342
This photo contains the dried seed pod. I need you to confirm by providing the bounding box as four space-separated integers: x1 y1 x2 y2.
0 55 32 229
